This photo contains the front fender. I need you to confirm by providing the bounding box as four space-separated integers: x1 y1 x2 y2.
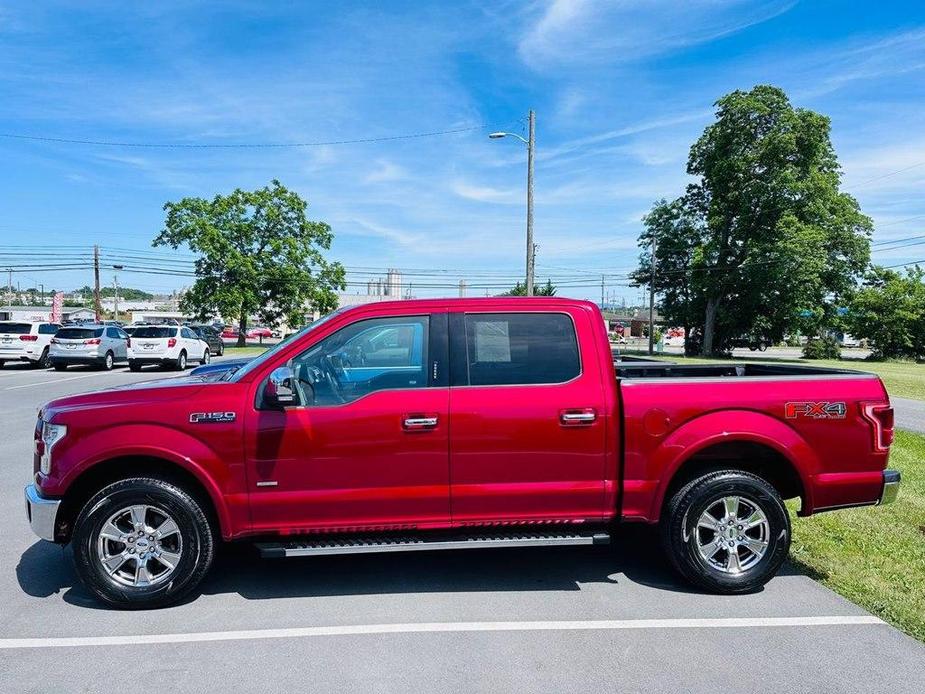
644 409 819 521
50 424 242 539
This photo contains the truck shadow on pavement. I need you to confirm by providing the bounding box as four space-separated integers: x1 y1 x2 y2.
17 525 777 608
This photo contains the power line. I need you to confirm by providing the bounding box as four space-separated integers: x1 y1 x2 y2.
0 125 488 149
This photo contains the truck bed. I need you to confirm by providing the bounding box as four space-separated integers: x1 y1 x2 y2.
615 361 868 380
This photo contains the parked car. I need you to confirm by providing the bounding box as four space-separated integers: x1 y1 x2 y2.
188 324 225 357
24 298 899 608
247 326 273 339
220 326 239 339
0 321 60 369
128 325 210 371
840 333 862 348
49 324 130 370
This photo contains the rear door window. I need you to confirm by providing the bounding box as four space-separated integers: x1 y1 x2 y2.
461 313 580 386
133 327 176 339
0 323 33 335
38 324 59 335
56 328 103 340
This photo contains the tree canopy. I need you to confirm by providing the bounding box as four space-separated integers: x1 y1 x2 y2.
504 279 557 296
153 180 345 345
846 266 925 361
633 85 871 355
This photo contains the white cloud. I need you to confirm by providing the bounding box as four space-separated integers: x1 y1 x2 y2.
364 159 408 183
451 180 522 204
517 0 795 69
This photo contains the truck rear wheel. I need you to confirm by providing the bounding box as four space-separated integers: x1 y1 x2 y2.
661 470 790 594
71 477 215 609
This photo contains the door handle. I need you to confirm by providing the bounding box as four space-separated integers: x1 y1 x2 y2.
403 415 439 431
560 409 597 426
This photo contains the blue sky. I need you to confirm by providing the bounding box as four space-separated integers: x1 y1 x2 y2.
2 0 925 303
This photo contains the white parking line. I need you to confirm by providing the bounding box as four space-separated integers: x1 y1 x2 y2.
0 615 883 649
3 373 102 391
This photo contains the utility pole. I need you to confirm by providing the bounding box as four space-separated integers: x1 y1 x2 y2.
93 245 102 321
525 109 535 296
6 268 11 308
112 265 124 322
39 284 44 305
648 233 657 355
488 111 536 296
601 275 605 308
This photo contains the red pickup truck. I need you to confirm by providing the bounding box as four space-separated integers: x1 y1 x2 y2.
25 298 900 608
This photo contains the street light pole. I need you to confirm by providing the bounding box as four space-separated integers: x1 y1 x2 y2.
112 265 124 322
489 109 536 296
648 233 657 355
525 109 535 296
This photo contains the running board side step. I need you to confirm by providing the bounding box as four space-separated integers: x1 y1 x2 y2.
256 530 611 558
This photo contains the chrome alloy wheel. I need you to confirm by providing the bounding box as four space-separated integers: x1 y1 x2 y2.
694 496 769 574
95 505 183 587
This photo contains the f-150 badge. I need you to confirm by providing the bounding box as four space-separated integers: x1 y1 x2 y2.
784 402 846 419
190 412 237 423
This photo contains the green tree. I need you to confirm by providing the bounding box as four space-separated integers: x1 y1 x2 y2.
154 180 345 346
846 266 925 360
76 285 155 301
634 85 871 355
504 279 557 296
632 199 704 355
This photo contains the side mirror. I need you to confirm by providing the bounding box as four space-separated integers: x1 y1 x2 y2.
264 366 296 408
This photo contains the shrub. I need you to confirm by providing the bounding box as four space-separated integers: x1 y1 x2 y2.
802 335 841 360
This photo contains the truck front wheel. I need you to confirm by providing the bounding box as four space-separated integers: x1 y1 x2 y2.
661 470 790 594
71 477 215 609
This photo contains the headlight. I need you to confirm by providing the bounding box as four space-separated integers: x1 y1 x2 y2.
39 422 67 475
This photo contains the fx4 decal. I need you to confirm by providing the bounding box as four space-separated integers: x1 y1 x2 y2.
784 401 847 420
190 411 237 423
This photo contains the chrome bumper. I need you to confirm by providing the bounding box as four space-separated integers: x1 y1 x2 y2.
24 484 61 542
878 470 901 506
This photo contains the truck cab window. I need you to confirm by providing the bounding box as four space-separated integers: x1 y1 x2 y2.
291 315 429 406
464 313 580 386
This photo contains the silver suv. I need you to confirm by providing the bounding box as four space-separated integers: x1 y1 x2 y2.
49 325 130 371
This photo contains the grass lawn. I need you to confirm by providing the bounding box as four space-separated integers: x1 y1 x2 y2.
620 350 925 400
787 430 925 643
222 345 269 358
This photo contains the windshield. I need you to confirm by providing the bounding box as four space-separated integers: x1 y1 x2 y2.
57 328 103 340
226 308 346 382
0 323 32 335
133 326 177 338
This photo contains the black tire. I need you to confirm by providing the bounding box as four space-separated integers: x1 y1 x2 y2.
218 343 224 356
53 363 67 371
660 470 790 594
129 361 142 372
71 477 215 609
100 351 114 371
201 349 210 365
175 350 187 371
32 348 50 369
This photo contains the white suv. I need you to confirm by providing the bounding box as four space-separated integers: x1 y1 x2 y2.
0 321 60 369
50 324 130 371
128 325 210 371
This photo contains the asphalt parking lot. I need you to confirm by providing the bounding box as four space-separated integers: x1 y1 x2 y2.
1 363 923 692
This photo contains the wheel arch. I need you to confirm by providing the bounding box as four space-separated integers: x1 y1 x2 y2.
647 410 818 522
55 455 229 543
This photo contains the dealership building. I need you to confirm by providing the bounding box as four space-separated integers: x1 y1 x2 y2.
0 305 96 323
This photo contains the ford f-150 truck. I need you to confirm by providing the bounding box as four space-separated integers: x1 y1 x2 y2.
24 298 900 608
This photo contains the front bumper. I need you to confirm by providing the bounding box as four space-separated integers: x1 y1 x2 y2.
879 470 901 505
24 484 61 542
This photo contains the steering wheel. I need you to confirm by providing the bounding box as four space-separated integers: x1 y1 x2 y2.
320 357 347 404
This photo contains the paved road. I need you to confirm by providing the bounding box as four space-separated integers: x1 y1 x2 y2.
1 362 923 692
893 397 925 435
